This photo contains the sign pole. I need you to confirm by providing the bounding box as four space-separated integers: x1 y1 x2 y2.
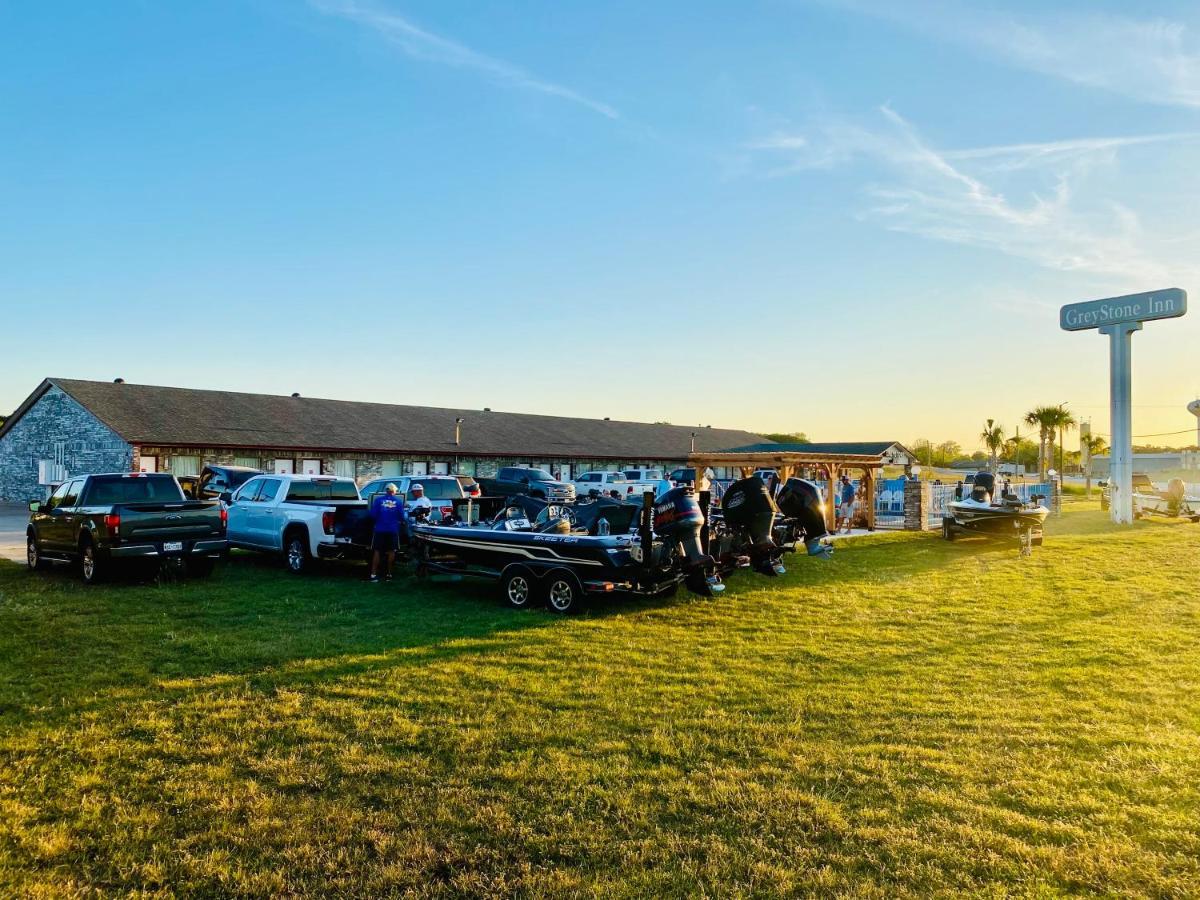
1060 287 1186 525
1099 322 1141 524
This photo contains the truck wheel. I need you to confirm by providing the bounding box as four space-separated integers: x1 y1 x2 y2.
27 534 49 571
941 517 957 541
284 532 311 574
542 569 584 615
500 567 536 610
79 538 107 585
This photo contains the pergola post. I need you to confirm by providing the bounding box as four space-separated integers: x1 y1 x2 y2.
825 464 840 531
862 468 876 531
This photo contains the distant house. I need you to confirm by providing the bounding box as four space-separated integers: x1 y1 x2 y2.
0 378 767 502
1089 451 1200 476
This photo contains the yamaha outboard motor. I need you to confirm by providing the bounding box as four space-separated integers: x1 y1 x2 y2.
722 477 786 575
776 478 833 559
653 486 722 595
971 472 995 503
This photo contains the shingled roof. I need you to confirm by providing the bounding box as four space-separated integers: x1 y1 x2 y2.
4 379 766 461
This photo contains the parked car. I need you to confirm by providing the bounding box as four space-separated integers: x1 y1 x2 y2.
574 470 630 497
477 467 576 502
225 475 370 573
197 464 263 501
26 472 227 584
358 475 465 522
624 468 674 497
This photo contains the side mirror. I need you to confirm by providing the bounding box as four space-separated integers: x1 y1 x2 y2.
521 476 530 484
28 501 41 512
219 491 233 503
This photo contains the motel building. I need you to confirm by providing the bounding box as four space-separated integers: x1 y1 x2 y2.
0 378 777 502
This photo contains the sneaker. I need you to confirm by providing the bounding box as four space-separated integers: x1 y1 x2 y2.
368 575 380 583
384 575 393 582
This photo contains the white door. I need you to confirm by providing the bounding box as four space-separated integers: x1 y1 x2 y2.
431 462 449 475
139 456 158 473
274 459 294 475
559 464 571 481
301 458 321 475
411 462 428 476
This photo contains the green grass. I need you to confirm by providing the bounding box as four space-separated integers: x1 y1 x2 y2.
2 505 1199 896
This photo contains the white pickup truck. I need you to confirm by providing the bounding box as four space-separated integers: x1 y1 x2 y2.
574 470 666 499
225 474 372 573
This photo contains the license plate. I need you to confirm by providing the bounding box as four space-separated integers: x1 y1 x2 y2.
163 541 184 553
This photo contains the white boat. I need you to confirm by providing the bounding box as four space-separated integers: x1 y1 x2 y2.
943 472 1049 554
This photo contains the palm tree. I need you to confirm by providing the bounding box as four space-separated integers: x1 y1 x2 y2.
1081 434 1107 496
1047 404 1077 477
979 419 1004 474
1024 406 1058 479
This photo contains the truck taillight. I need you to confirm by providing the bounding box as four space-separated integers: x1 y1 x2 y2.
219 507 228 529
322 511 334 534
440 505 453 516
103 513 120 534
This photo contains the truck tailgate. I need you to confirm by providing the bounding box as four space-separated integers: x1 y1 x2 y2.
115 501 223 541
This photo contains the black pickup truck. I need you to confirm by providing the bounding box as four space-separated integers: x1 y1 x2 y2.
26 473 227 583
476 467 576 502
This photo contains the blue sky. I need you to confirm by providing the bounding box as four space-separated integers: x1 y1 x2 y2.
3 0 1199 448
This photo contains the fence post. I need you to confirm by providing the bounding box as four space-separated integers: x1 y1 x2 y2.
1051 475 1062 516
903 479 933 531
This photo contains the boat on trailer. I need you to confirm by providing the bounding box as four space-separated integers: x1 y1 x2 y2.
942 472 1049 555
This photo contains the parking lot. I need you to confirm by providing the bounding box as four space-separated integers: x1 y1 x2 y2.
0 503 27 562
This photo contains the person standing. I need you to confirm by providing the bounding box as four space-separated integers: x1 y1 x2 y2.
407 483 433 518
368 483 406 582
837 474 856 534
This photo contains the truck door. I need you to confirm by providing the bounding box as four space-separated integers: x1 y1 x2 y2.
225 479 261 545
251 478 283 548
40 480 74 552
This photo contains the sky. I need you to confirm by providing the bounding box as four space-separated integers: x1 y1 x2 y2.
3 0 1200 450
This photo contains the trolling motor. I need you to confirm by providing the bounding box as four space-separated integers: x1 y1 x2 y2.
775 478 834 560
721 477 788 575
649 486 724 595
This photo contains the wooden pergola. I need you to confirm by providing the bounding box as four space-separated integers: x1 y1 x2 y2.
686 449 890 531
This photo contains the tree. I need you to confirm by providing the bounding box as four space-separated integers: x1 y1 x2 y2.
935 440 962 467
1050 404 1077 475
910 438 934 468
1024 406 1061 479
979 419 1005 474
762 432 810 445
1081 434 1107 497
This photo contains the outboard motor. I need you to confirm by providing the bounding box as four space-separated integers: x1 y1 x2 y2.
1167 477 1187 516
776 478 833 559
971 471 995 503
722 477 785 575
653 486 722 595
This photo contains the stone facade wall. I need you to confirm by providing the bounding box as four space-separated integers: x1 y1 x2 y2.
903 479 933 531
135 446 686 487
0 386 133 502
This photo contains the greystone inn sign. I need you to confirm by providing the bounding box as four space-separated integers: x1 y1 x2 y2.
1059 287 1187 331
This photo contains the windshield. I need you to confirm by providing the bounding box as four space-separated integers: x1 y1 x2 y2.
526 469 555 482
85 475 187 505
284 480 361 501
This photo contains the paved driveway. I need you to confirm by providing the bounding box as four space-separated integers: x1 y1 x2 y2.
0 503 29 563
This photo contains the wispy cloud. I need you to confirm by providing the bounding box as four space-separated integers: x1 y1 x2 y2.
823 2 1200 109
310 0 618 119
748 108 1200 284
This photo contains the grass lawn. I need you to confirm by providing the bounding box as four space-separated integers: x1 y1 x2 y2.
1 503 1198 896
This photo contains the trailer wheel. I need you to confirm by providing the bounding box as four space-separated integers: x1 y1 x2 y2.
500 566 536 610
941 517 957 541
542 569 584 615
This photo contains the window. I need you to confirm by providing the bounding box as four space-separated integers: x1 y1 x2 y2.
171 456 200 477
285 480 360 500
407 479 462 501
46 480 72 510
235 479 262 503
526 469 554 482
381 460 401 477
234 456 259 469
431 462 449 475
257 478 282 502
85 475 187 505
455 459 476 476
334 460 355 479
61 480 84 507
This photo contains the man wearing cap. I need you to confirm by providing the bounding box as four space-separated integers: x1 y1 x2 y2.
407 483 434 518
368 483 406 582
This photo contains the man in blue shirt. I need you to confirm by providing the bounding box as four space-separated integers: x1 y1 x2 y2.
368 483 406 582
837 474 856 534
